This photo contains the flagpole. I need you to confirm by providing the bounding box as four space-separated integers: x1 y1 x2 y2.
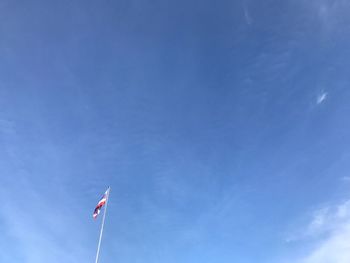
95 187 110 263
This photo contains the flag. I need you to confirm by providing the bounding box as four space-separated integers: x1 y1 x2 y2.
93 188 109 219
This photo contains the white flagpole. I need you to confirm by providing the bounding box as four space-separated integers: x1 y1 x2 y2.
95 187 110 263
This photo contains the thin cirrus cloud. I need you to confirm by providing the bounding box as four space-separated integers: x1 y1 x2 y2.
316 92 327 105
0 181 91 263
286 200 350 263
341 176 350 182
311 0 349 27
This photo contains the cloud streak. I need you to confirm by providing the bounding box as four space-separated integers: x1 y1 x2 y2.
243 6 252 25
287 200 350 263
316 92 327 104
0 181 92 263
308 0 350 32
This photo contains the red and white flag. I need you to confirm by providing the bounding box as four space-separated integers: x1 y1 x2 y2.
93 188 109 219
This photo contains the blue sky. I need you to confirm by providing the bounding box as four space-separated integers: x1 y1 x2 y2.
1 0 350 262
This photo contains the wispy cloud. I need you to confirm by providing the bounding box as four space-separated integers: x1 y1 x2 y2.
316 92 327 104
341 176 350 182
286 200 350 263
0 181 92 263
308 0 350 32
243 6 252 25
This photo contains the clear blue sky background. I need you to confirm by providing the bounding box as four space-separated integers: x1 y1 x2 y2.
1 0 350 262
